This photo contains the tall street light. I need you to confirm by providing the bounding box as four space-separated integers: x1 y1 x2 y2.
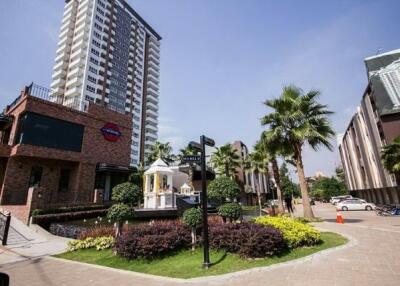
188 135 215 268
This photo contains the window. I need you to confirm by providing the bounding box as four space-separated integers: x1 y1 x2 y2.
29 166 43 187
88 75 97 84
92 39 101 48
89 66 97 74
91 48 100 56
58 169 71 192
96 7 105 16
90 57 99 65
86 85 96 93
95 15 104 23
16 112 84 152
94 22 103 31
93 31 102 40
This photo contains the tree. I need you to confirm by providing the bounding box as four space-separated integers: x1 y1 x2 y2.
218 202 242 223
183 208 202 251
211 144 241 177
107 204 133 237
111 182 141 207
335 166 345 183
146 141 175 165
207 176 240 206
256 133 286 213
262 85 335 218
279 162 301 198
242 151 267 216
107 182 141 236
177 145 199 189
381 135 400 176
311 176 348 201
129 162 145 189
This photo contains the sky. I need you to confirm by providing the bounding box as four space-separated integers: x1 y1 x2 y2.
0 0 399 178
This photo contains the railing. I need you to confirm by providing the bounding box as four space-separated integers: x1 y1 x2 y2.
0 211 11 245
27 83 64 104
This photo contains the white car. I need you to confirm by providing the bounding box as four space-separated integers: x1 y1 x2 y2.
331 195 353 205
336 199 375 211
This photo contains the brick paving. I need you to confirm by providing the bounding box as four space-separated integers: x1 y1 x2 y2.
1 204 399 286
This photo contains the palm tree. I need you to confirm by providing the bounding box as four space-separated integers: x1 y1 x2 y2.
243 150 268 216
256 134 285 213
177 145 199 189
381 135 400 176
146 141 175 165
261 85 335 218
211 144 241 177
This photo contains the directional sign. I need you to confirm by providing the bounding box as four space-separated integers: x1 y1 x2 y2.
182 155 201 163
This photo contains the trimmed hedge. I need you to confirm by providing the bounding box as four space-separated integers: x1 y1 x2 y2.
183 208 202 228
218 203 242 222
32 209 108 229
114 220 191 259
31 205 109 216
255 216 321 248
209 221 286 258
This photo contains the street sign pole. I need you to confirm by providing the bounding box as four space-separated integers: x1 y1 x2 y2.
188 135 215 269
200 135 210 269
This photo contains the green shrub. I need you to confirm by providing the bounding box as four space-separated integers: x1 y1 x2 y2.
218 203 242 222
67 236 114 251
112 182 141 206
255 216 321 248
183 208 202 227
107 204 133 223
208 176 240 205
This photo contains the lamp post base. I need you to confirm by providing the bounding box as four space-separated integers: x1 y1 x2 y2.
202 262 211 269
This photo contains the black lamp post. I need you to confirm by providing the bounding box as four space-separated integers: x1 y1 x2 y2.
188 135 215 269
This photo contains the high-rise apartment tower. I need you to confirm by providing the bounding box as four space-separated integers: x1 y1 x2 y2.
50 0 161 166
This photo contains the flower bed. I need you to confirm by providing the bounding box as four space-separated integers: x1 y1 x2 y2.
254 216 321 248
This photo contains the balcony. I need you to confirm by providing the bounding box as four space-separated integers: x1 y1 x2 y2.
148 54 160 65
65 76 82 89
50 78 66 89
52 68 67 80
53 60 68 72
147 73 159 84
64 86 82 97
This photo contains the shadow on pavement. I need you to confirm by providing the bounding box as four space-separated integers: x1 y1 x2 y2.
324 219 364 223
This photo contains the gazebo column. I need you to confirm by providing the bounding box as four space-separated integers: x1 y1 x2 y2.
167 175 173 192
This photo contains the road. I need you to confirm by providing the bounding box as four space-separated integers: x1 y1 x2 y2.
1 203 399 286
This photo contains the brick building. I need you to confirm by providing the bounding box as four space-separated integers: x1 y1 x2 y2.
0 84 133 223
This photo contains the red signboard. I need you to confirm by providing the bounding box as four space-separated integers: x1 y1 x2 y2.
100 123 121 142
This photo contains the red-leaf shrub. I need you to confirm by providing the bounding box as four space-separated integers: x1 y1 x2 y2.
209 221 287 258
114 220 191 259
78 226 116 240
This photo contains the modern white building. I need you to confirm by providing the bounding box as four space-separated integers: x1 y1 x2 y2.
50 0 161 166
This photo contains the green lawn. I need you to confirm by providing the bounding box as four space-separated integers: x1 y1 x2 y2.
55 232 347 279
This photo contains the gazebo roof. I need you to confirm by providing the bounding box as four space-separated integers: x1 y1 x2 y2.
144 158 174 175
181 183 191 189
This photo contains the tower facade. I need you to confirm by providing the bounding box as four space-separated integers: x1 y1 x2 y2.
51 0 160 166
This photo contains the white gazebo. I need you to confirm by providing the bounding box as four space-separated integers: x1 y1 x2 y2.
143 158 175 209
180 183 192 195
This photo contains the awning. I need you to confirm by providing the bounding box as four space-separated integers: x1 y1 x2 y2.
96 163 137 173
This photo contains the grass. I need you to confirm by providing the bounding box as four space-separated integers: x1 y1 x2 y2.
55 232 347 279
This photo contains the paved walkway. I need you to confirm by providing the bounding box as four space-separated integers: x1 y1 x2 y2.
1 204 399 286
0 217 70 265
